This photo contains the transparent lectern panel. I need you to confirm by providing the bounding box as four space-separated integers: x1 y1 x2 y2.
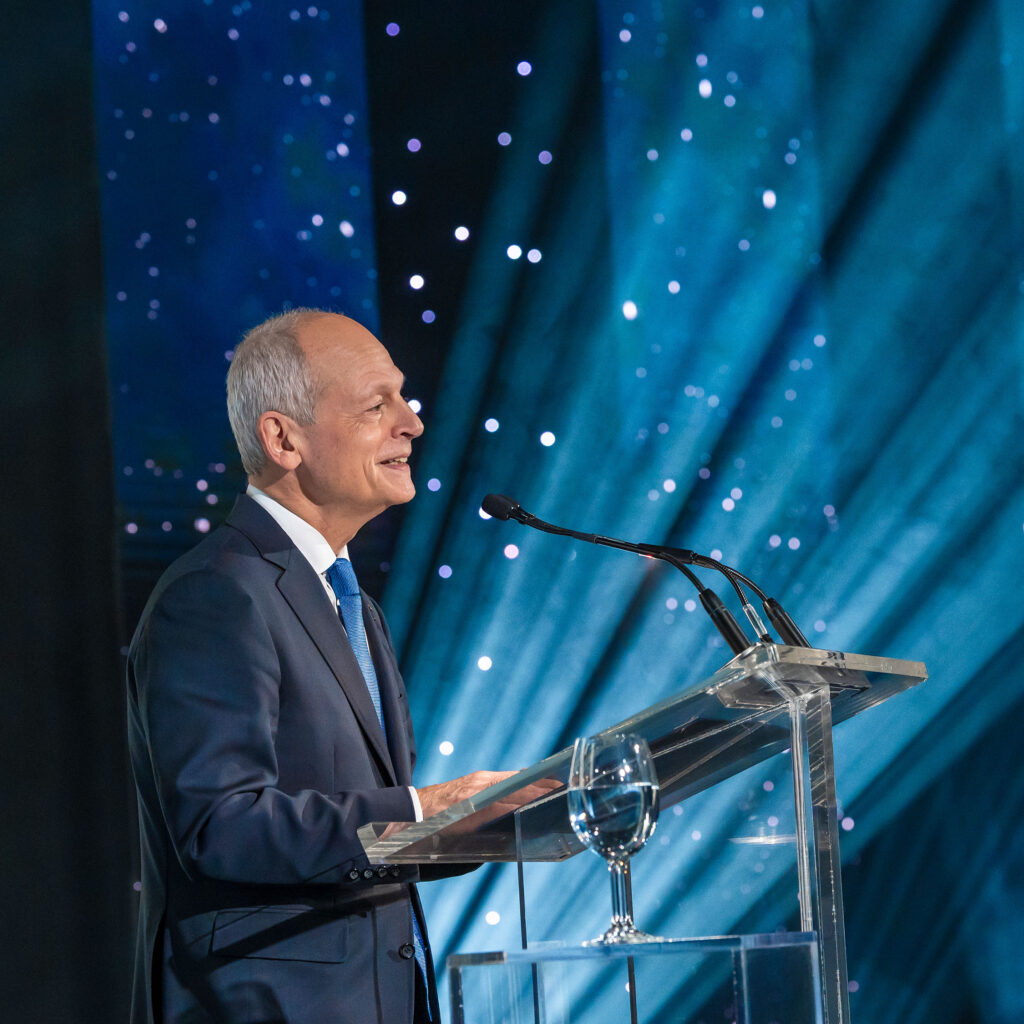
359 645 926 865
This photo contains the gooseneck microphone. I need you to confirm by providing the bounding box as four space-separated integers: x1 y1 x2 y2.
480 494 810 652
481 494 757 655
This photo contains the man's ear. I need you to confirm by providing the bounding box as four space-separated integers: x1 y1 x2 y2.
256 410 303 471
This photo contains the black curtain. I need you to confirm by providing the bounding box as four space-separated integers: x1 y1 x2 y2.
1 1 133 1018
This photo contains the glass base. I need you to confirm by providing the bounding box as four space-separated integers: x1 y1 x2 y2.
584 920 664 946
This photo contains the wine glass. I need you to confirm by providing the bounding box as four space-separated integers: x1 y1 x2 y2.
568 732 661 944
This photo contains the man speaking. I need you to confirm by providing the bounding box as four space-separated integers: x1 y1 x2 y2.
127 310 509 1023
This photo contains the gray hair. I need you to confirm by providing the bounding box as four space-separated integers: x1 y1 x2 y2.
226 308 327 476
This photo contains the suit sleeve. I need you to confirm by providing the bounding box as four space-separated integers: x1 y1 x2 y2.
130 567 416 886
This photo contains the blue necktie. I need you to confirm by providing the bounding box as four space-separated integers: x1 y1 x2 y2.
325 557 430 1004
326 557 386 735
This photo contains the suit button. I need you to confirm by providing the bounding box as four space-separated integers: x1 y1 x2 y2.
389 865 401 878
362 868 375 880
347 869 361 882
399 943 416 960
376 865 390 878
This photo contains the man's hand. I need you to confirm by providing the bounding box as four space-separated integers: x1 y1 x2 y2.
417 771 519 820
417 771 564 822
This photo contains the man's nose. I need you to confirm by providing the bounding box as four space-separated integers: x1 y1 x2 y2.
399 402 424 437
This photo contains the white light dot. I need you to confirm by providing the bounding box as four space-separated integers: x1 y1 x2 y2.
336 142 349 157
684 599 697 612
785 389 797 401
504 544 519 560
763 780 774 792
663 479 676 493
696 53 708 67
648 489 660 502
841 816 855 831
516 61 532 76
153 18 167 32
125 522 139 534
666 598 678 610
407 399 422 413
788 537 801 550
227 27 239 40
813 333 827 347
527 248 542 263
421 310 435 324
539 431 556 447
477 656 493 671
454 225 470 241
538 150 553 164
769 535 781 548
730 487 742 499
668 280 681 294
497 131 511 146
722 498 735 511
484 418 500 432
619 28 632 42
196 479 209 492
753 5 764 18
738 238 751 251
681 128 693 141
698 467 711 479
699 79 712 98
427 478 441 492
814 620 827 633
194 518 211 533
771 415 783 428
506 244 522 260
785 152 797 165
823 504 836 517
762 189 777 209
391 190 407 206
691 830 702 841
485 910 501 925
848 980 860 993
386 22 400 36
409 274 424 289
767 815 779 827
439 741 454 756
438 564 452 578
311 213 323 226
646 148 659 161
478 508 492 520
406 138 421 152
724 95 736 107
622 300 638 320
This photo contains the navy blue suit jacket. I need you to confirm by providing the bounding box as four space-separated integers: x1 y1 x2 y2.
127 495 438 1023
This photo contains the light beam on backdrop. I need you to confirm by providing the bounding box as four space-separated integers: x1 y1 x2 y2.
382 1 1024 1021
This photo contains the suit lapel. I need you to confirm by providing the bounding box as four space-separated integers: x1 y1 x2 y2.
227 496 398 785
363 600 414 787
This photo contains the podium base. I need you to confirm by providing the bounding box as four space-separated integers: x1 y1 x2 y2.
448 932 822 1024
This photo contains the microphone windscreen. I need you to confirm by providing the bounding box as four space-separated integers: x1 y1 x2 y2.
481 493 520 520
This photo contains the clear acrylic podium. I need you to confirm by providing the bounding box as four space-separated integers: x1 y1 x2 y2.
359 643 926 1024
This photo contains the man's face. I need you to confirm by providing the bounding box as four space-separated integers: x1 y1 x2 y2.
294 314 424 525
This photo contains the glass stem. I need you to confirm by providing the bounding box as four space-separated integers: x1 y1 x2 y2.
608 858 633 928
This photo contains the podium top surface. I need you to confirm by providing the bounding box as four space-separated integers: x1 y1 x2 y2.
359 643 926 864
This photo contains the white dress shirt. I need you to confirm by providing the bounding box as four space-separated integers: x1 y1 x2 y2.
246 484 422 820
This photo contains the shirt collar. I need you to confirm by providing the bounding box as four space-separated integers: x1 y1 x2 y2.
246 483 349 575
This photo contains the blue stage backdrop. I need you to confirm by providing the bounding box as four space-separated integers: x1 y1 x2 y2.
93 1 1023 1022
